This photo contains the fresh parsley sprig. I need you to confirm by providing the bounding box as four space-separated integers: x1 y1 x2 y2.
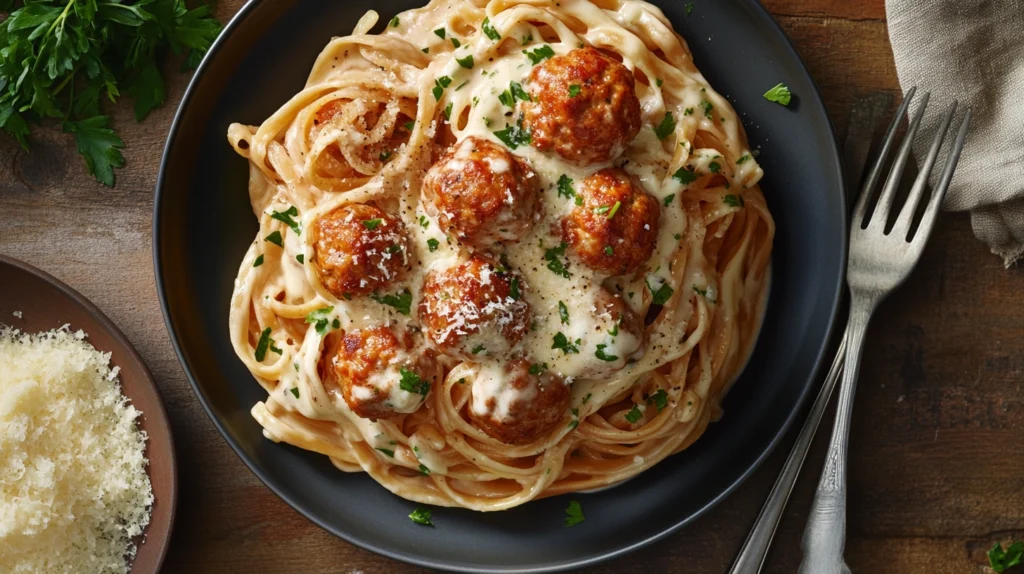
0 0 223 186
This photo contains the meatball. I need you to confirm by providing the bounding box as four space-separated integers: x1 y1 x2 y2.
418 256 530 361
319 326 436 419
521 47 642 165
312 203 407 299
421 136 540 250
468 359 572 445
562 168 659 276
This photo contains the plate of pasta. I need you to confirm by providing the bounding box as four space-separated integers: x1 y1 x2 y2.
155 0 846 571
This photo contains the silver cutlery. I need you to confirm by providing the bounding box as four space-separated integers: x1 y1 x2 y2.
799 88 970 574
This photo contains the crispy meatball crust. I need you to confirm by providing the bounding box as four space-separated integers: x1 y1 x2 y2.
319 325 435 420
418 256 530 361
562 168 659 276
521 47 642 166
469 359 572 445
421 136 540 250
312 203 407 299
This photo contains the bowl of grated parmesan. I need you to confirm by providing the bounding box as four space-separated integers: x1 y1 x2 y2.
0 255 176 574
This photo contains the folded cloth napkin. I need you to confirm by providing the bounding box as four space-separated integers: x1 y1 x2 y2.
886 0 1024 266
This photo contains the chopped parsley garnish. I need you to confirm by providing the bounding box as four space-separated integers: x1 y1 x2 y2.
558 301 570 324
557 174 575 200
583 393 592 404
265 231 284 248
434 28 446 39
529 362 549 375
451 38 461 48
737 153 751 164
606 201 621 219
253 254 264 267
387 244 402 254
522 34 533 45
595 343 618 362
482 17 501 40
663 194 676 206
376 447 395 457
254 327 279 361
509 277 521 300
472 344 486 355
763 83 792 106
456 55 474 69
296 254 305 264
609 321 619 336
379 150 392 162
524 44 555 64
686 2 695 16
271 206 302 235
568 419 579 430
443 102 454 121
646 277 675 306
624 405 643 423
305 307 336 336
427 238 440 252
409 507 434 526
493 114 531 149
405 121 416 131
653 111 676 140
672 167 698 185
544 241 571 278
989 541 1024 573
564 501 585 527
419 215 430 228
594 205 610 216
708 161 721 174
568 84 581 97
701 99 714 119
389 16 400 27
289 387 300 399
683 107 694 116
418 464 431 476
362 218 383 230
498 81 531 107
656 78 664 87
724 194 745 207
432 76 453 101
648 389 669 412
399 367 430 395
422 47 430 53
372 289 413 315
552 332 580 355
604 245 614 256
693 285 710 299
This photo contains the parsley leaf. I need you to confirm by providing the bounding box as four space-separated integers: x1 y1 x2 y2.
663 194 676 206
254 327 280 361
482 17 501 40
399 367 430 395
427 238 440 252
558 301 570 324
595 343 618 362
456 54 474 69
409 507 434 526
524 44 555 64
606 201 621 219
289 387 300 399
253 254 264 267
543 241 571 278
418 464 431 476
390 16 400 28
376 447 395 457
557 175 576 199
498 81 531 107
989 541 1024 573
737 153 752 164
648 389 669 412
443 102 454 121
451 38 461 48
509 276 521 300
653 111 676 140
646 277 675 306
686 3 695 16
62 117 125 187
552 332 580 355
701 99 714 119
763 83 792 106
569 84 581 97
724 194 745 207
434 28 446 39
624 405 643 423
372 289 413 315
493 114 531 149
564 501 585 527
305 306 336 336
265 231 284 247
529 362 549 375
472 344 486 355
672 167 698 185
708 161 721 174
362 218 383 230
271 206 302 235
432 76 453 101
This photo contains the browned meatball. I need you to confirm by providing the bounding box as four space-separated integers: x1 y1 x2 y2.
319 325 435 419
521 47 642 165
421 136 540 250
312 203 407 299
562 168 659 276
468 359 572 445
418 256 530 361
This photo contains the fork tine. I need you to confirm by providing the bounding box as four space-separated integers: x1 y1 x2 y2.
868 92 930 231
910 108 971 247
852 87 917 227
891 100 958 239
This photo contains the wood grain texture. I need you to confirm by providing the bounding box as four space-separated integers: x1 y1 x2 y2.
2 1 1022 573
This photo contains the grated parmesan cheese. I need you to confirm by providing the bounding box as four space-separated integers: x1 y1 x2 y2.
0 327 153 574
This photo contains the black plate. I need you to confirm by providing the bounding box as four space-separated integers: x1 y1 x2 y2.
154 1 846 571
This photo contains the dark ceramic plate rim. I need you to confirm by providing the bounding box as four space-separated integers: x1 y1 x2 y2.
0 254 178 573
154 1 847 571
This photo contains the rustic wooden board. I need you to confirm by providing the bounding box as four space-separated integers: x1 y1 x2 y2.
2 0 1022 572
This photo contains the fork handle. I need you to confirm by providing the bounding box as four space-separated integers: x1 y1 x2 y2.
798 300 875 574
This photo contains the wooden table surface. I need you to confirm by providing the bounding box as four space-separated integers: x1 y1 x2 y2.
3 0 1023 572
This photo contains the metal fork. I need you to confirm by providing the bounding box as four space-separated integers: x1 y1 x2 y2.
797 88 970 574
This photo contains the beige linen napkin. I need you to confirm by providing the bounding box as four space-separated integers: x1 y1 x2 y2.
886 0 1024 266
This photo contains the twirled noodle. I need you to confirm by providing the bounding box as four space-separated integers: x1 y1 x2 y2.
227 0 774 510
